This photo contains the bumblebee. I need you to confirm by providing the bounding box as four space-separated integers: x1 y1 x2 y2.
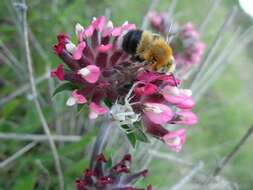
120 29 175 74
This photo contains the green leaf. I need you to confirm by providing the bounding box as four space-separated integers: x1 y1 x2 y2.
126 132 137 148
105 156 113 169
12 172 37 190
104 99 113 108
52 82 78 96
135 127 150 143
77 104 85 112
2 99 21 118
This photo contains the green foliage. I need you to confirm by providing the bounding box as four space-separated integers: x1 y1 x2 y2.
52 82 79 97
12 171 37 190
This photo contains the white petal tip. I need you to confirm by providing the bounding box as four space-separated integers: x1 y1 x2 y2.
66 97 76 106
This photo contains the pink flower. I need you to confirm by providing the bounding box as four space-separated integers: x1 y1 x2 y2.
148 11 169 33
92 16 106 32
84 24 94 37
162 86 183 104
162 129 186 152
174 111 198 126
73 42 86 60
89 102 108 119
162 86 193 106
134 83 158 96
176 96 195 110
171 22 205 67
66 90 87 106
52 16 198 147
144 103 173 125
77 65 100 84
50 64 64 81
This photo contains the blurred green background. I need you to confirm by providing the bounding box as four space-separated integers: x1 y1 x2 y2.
0 0 253 189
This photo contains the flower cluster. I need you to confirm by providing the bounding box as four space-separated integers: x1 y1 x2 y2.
129 70 197 152
52 16 138 119
171 23 206 67
148 11 172 34
76 154 152 190
52 16 198 152
148 11 205 70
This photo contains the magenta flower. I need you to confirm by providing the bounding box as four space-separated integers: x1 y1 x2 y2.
50 64 64 81
52 16 138 112
52 16 198 151
162 129 186 152
76 154 152 190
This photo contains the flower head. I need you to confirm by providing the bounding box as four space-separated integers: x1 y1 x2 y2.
52 16 198 151
171 23 205 67
148 11 205 73
52 16 140 116
76 154 152 190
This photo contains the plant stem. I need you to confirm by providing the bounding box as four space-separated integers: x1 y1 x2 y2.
16 1 64 189
0 133 81 142
212 125 253 177
0 142 37 168
170 161 204 190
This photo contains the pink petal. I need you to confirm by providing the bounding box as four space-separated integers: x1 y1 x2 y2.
97 44 113 53
73 41 86 60
72 90 87 104
176 97 195 109
111 27 122 37
158 74 181 86
92 16 106 31
162 85 184 104
121 23 136 31
137 71 161 82
89 102 108 119
176 111 198 126
162 86 194 108
162 129 186 152
66 90 87 106
134 83 158 96
78 65 101 84
102 28 113 37
50 64 64 81
85 25 95 37
144 103 173 125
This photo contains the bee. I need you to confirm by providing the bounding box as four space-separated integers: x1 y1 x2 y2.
119 29 175 74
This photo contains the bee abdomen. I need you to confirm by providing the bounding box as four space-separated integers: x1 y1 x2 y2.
122 29 143 55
